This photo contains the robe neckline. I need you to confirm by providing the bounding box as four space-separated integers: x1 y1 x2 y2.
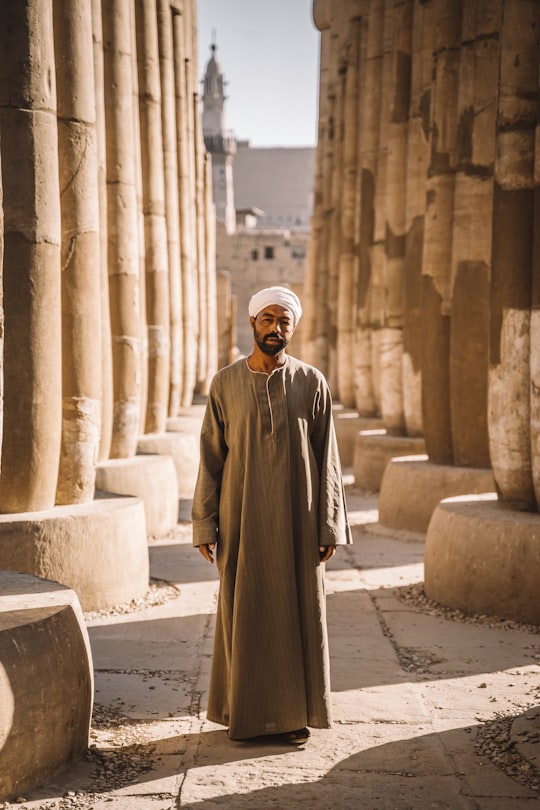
244 354 289 376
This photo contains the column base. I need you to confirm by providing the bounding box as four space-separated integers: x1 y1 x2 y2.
353 431 426 491
96 454 178 537
0 571 93 802
166 404 206 439
425 493 540 626
0 496 149 611
333 406 383 467
378 457 495 532
138 432 199 497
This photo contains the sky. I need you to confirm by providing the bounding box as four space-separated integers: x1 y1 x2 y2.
196 0 320 147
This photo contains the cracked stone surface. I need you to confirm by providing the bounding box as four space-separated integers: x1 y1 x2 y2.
12 476 540 809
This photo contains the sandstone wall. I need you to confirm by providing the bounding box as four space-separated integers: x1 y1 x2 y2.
306 0 540 513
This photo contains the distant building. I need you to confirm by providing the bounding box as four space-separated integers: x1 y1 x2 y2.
201 41 237 235
201 42 315 361
234 141 315 232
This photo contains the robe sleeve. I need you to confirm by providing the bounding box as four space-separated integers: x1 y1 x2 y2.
310 377 353 547
191 378 228 547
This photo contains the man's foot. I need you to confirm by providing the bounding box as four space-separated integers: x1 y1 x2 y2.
283 727 311 745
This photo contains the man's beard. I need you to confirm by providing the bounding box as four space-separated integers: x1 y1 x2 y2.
254 331 288 356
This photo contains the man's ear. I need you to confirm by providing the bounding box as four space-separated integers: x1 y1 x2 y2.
250 316 256 328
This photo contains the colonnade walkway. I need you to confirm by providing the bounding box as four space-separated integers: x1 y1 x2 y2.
20 474 540 809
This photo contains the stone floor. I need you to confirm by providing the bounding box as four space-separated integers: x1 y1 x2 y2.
13 473 540 809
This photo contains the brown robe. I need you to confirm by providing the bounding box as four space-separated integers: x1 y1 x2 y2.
192 355 352 740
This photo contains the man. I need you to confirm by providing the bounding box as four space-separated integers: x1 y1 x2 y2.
192 285 352 745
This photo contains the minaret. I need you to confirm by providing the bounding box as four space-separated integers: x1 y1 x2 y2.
201 37 237 234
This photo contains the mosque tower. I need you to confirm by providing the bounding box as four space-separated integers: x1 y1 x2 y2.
201 37 237 234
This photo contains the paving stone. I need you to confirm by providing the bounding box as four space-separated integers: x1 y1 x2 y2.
18 485 540 809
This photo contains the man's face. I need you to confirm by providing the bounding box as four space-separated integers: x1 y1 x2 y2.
251 304 296 356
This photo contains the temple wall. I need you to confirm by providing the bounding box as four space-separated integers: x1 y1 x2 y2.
306 0 540 504
307 0 540 620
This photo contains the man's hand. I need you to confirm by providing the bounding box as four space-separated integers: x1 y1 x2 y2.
199 543 216 564
319 545 336 562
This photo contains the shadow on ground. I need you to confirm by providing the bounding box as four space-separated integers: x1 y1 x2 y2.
25 713 539 807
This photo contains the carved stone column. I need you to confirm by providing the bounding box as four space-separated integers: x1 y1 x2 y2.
157 0 184 415
370 0 393 424
421 0 461 464
449 0 498 469
135 0 171 435
489 0 538 510
355 0 384 416
172 4 197 405
303 14 331 375
195 113 209 394
403 0 432 438
0 0 62 512
203 150 218 392
184 0 200 401
336 18 362 408
532 46 540 508
0 139 3 458
54 0 102 504
102 0 143 458
131 1 147 435
92 0 114 462
381 0 413 436
325 51 345 395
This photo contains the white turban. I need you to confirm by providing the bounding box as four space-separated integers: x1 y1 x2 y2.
248 286 303 324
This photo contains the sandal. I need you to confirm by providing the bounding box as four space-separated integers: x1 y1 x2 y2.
283 727 311 745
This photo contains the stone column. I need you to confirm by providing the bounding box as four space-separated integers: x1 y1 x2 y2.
448 0 498 468
420 0 462 464
369 0 393 423
131 1 148 436
317 82 335 382
310 11 333 379
326 70 345 396
195 109 209 393
54 0 102 505
355 0 384 416
216 270 233 369
102 0 143 459
172 4 197 406
203 150 218 392
336 18 362 408
532 44 540 509
489 0 538 510
157 0 184 415
183 0 197 197
185 0 201 385
190 0 209 393
302 220 321 367
403 0 432 437
0 0 62 512
135 0 171 435
303 15 331 374
381 0 413 436
0 143 3 458
92 0 114 462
